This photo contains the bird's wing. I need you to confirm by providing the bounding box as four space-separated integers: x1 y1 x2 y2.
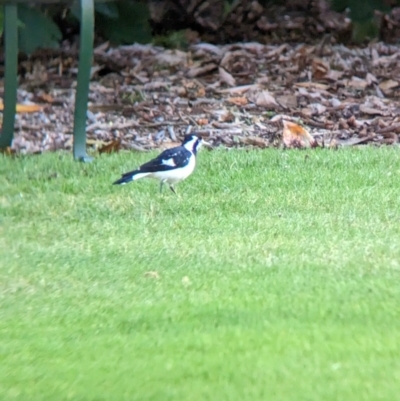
138 147 191 172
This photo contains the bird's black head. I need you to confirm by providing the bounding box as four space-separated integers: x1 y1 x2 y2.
182 133 204 155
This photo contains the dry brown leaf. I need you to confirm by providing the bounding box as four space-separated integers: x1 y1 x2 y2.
338 136 374 146
372 53 397 67
265 44 288 58
218 84 260 94
219 111 235 122
379 79 399 93
330 98 342 107
382 134 398 144
0 102 43 113
294 82 329 90
212 121 241 129
325 70 343 81
191 43 223 56
86 139 106 147
276 95 297 109
187 63 217 78
270 114 293 122
132 73 149 84
196 87 206 97
366 73 378 85
347 115 359 128
300 107 313 118
309 103 327 115
17 104 43 113
155 50 187 67
143 82 169 91
282 120 317 148
197 118 209 125
220 51 234 69
181 78 206 99
359 105 387 116
338 118 349 129
312 58 329 80
240 136 268 148
98 139 121 154
346 77 368 90
254 90 279 109
226 96 248 106
36 93 54 103
219 67 236 86
376 123 400 134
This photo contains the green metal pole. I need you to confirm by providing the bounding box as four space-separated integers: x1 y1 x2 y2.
72 0 94 162
0 4 18 149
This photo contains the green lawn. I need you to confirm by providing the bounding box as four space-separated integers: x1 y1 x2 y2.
1 147 400 401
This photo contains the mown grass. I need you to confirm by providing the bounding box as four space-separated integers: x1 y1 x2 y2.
1 146 400 401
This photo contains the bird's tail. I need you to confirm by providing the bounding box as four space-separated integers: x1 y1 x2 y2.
113 170 150 185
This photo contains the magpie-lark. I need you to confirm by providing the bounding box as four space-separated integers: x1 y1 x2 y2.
113 133 208 193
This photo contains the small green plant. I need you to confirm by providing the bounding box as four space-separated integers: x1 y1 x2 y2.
121 90 146 104
5 0 153 55
17 4 62 54
90 0 152 44
153 30 189 50
330 0 399 41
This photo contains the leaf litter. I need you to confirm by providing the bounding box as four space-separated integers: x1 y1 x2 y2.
4 39 400 155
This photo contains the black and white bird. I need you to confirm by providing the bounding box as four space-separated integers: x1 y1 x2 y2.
113 133 209 193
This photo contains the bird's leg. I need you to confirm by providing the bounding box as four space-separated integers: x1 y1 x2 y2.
169 184 177 195
160 179 166 193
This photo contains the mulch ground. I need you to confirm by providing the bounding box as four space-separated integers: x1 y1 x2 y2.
3 1 400 154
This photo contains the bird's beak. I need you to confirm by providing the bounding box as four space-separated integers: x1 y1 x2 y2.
201 139 213 149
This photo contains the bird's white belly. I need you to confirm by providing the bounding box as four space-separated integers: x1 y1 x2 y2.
151 156 196 184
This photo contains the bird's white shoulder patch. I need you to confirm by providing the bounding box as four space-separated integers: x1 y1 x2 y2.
161 158 176 167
